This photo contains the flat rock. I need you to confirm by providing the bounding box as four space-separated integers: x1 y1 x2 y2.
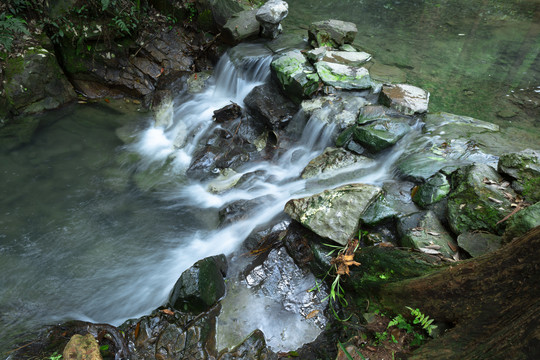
301 147 376 179
284 183 382 245
315 61 372 90
223 9 260 44
380 84 429 115
353 118 411 152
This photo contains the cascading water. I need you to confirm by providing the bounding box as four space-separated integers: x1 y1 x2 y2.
127 43 418 351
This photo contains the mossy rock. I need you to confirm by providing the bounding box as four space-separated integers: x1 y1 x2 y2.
498 149 540 203
353 118 410 153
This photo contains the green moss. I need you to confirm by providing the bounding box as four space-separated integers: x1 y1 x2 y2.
522 176 540 202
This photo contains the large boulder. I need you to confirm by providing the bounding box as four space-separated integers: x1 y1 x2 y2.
352 118 411 152
256 0 288 39
270 50 320 104
395 112 501 182
379 84 430 115
498 149 540 203
3 47 76 114
308 19 357 48
169 255 227 313
502 202 540 241
223 9 260 44
244 82 298 130
447 164 517 236
315 61 372 90
284 183 382 245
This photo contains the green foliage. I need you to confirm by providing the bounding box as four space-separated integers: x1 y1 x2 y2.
0 13 29 53
48 352 62 360
406 306 437 336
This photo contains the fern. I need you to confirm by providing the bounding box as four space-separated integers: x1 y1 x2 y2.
406 306 437 336
0 13 29 52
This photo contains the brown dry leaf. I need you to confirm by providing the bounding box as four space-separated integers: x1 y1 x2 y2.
483 177 497 185
305 310 319 319
160 309 175 316
503 192 514 200
447 241 458 252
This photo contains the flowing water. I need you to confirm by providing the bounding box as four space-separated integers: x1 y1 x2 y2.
1 0 539 356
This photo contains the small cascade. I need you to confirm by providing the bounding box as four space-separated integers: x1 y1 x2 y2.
127 43 419 352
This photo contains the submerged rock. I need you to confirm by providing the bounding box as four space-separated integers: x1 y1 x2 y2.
271 50 320 104
498 149 540 203
457 232 503 257
308 19 357 48
353 118 411 152
169 255 227 313
379 84 429 115
284 183 382 245
256 0 289 39
447 164 517 236
315 61 372 90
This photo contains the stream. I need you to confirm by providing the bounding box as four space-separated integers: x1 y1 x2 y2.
1 0 539 356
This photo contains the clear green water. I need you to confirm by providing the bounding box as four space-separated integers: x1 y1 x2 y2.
284 0 540 145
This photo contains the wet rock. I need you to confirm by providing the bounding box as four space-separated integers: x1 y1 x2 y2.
285 183 382 245
447 164 517 236
379 84 429 115
244 83 298 130
169 255 227 313
360 181 419 226
353 118 411 152
213 102 243 123
315 61 372 90
210 0 250 28
207 168 242 193
364 62 407 84
502 202 540 241
218 329 277 359
256 0 289 39
218 246 328 352
187 71 212 94
219 195 274 227
121 306 220 360
270 50 320 104
397 211 457 258
395 112 501 182
412 172 451 208
3 47 76 115
223 9 260 44
63 333 102 360
306 48 371 66
301 93 367 135
301 147 376 179
308 20 357 48
457 232 503 257
498 149 540 203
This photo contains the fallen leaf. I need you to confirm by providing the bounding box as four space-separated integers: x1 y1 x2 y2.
488 197 503 204
160 309 175 316
305 310 319 319
419 247 441 255
447 241 458 252
460 204 466 209
427 231 440 236
410 185 419 199
425 244 441 250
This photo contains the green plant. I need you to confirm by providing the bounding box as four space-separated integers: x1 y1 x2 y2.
310 236 363 321
48 352 62 360
406 306 437 336
339 341 366 360
0 12 29 53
